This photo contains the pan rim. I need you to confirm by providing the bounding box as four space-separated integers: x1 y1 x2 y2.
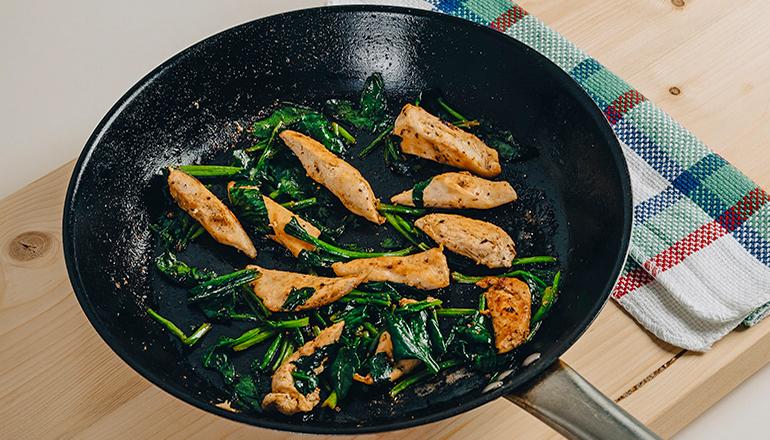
62 4 633 435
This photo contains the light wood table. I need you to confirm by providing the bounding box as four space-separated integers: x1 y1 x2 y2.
1 1 769 439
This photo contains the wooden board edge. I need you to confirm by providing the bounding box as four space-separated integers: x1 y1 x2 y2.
618 317 770 438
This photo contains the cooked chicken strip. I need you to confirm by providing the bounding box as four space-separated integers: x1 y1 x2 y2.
263 321 345 415
280 130 385 224
393 104 501 177
353 331 421 385
391 171 517 209
414 213 516 268
226 182 320 257
246 265 365 312
331 247 449 290
262 195 321 257
477 277 531 353
167 168 256 258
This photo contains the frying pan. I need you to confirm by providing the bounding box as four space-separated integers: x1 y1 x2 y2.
63 6 657 439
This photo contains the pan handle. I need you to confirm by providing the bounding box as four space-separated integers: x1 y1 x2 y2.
505 360 661 440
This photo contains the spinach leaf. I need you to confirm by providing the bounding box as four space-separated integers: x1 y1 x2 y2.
325 99 371 129
295 112 346 154
386 311 441 373
154 255 256 321
150 210 204 252
197 289 241 321
483 129 537 162
252 104 346 153
297 249 345 270
231 374 270 413
411 177 433 208
230 149 264 181
226 182 270 232
282 287 315 311
203 338 270 412
383 138 420 176
359 282 402 302
291 370 319 396
446 312 498 372
366 352 394 384
269 167 313 201
202 337 237 386
230 148 255 169
285 217 415 261
360 73 387 122
155 252 215 286
189 270 263 321
326 72 388 132
252 105 312 139
329 346 360 400
291 347 329 396
189 269 261 303
426 311 446 357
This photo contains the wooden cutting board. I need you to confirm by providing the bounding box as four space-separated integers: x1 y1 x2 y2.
1 162 769 440
2 1 770 439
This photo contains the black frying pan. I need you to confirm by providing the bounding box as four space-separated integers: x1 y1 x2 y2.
63 6 656 439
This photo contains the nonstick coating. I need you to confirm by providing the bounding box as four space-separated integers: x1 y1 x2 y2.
63 6 632 434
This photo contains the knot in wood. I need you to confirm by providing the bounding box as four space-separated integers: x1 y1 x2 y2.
669 86 681 96
8 231 52 262
671 0 685 7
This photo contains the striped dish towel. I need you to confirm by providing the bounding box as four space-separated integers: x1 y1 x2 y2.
328 0 770 351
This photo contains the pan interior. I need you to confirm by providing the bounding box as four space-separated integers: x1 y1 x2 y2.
64 6 630 434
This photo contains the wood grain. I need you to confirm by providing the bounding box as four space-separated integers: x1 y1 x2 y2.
1 0 770 439
521 0 770 188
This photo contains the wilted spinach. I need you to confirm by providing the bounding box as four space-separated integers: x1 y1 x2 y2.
292 347 329 396
155 252 214 286
231 374 270 412
329 346 360 400
446 311 498 373
150 210 204 252
366 352 394 384
326 72 389 132
282 287 315 311
386 311 441 373
481 129 537 162
227 182 271 233
252 104 345 154
203 337 237 386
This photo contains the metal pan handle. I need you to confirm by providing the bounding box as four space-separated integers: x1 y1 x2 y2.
505 360 661 440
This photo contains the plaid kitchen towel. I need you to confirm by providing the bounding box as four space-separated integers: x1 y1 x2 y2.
329 0 770 351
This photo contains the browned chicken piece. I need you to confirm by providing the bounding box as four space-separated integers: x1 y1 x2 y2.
262 194 321 257
477 277 531 353
167 168 256 258
226 182 321 257
390 171 517 209
393 104 501 177
330 247 450 290
263 321 345 415
414 213 516 269
246 265 366 312
353 331 421 385
280 130 385 224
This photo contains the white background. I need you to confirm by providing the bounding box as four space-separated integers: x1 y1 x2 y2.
1 1 768 438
